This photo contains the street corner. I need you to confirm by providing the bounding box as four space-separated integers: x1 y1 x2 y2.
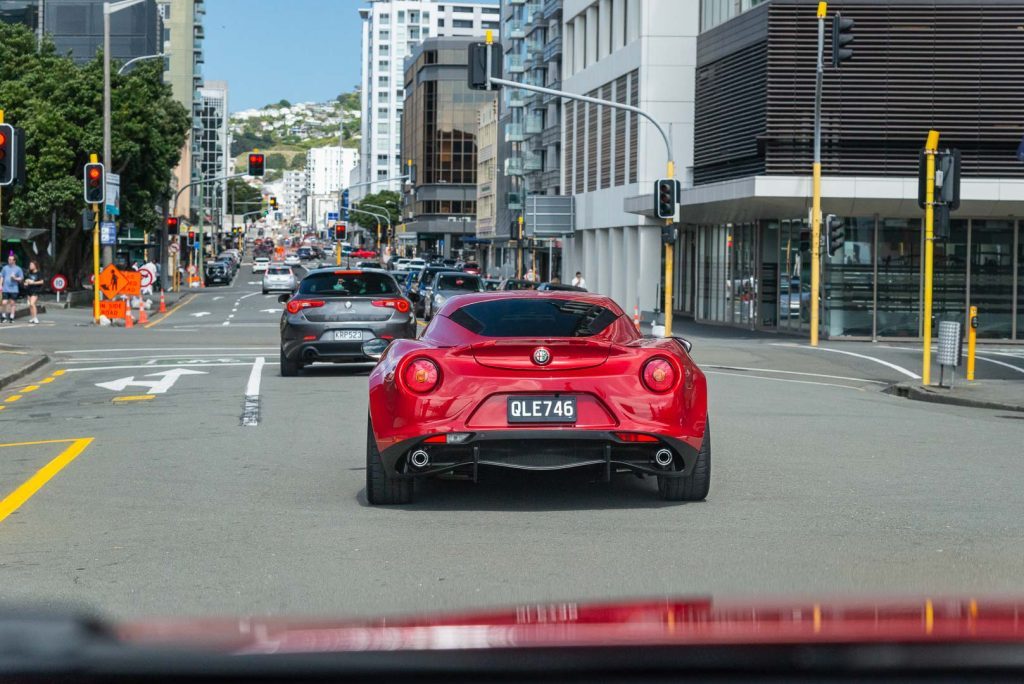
889 380 1024 414
0 346 50 393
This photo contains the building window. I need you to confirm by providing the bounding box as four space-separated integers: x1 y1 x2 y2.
453 19 473 28
379 29 389 40
378 76 389 86
377 169 389 179
377 122 389 134
483 6 499 13
377 154 389 163
437 18 444 27
379 12 390 25
379 44 389 55
397 10 405 23
378 91 389 102
378 59 389 70
453 5 474 12
483 21 498 29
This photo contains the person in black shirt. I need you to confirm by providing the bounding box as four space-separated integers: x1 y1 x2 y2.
23 260 44 324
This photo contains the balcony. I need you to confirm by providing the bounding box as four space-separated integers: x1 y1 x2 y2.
540 169 561 191
507 191 523 210
542 0 562 20
541 78 561 104
525 113 543 134
504 122 524 142
508 91 526 108
506 54 524 73
507 20 524 38
543 34 562 61
505 157 524 176
523 151 542 171
510 0 526 4
540 123 560 147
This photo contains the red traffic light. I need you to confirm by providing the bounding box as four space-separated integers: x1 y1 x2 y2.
88 167 101 180
0 133 6 146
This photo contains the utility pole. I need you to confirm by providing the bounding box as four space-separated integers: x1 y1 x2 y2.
810 1 827 347
921 129 940 385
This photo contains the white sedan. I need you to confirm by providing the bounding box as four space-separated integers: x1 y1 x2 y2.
252 257 270 274
283 254 301 267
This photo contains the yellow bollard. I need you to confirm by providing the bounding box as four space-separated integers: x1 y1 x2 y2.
966 305 977 381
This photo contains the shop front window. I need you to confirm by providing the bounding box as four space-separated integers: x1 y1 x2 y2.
825 216 874 337
970 220 1014 339
931 218 967 330
876 218 921 337
777 219 808 333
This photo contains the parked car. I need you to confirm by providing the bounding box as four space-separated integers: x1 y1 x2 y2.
354 261 384 270
205 261 231 286
536 282 587 292
252 257 271 274
482 278 502 291
498 278 537 291
278 268 417 376
262 265 297 295
424 272 485 320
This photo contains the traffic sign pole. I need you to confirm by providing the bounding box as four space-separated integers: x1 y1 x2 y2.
90 154 101 323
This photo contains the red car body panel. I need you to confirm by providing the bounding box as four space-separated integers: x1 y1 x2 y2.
119 597 1024 655
366 292 708 478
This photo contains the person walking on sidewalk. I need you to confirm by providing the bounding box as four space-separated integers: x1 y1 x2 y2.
0 254 24 324
23 260 44 324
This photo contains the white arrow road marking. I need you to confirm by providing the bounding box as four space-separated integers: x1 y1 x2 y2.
241 357 265 427
260 308 281 313
212 296 224 301
94 368 208 394
190 311 211 318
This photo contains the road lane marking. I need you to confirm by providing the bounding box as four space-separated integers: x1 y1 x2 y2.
144 294 197 329
239 292 260 301
65 361 280 372
56 346 278 353
21 385 40 393
222 321 230 326
770 343 921 379
112 395 156 402
95 368 208 394
40 377 54 384
5 395 23 403
52 370 66 376
972 354 1024 375
703 365 888 385
241 357 265 427
59 353 277 363
0 438 94 524
705 370 864 391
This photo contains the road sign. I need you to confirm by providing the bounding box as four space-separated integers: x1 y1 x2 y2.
98 263 125 299
327 212 339 221
105 172 120 216
98 299 127 319
50 274 68 292
100 221 116 245
121 270 142 296
168 241 180 254
139 269 154 288
187 264 197 275
525 195 575 237
94 368 207 395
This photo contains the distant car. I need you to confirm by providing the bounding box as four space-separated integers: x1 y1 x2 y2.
262 265 297 295
324 244 335 255
393 258 411 271
406 258 426 272
424 272 485 320
498 278 537 291
397 270 418 297
461 261 481 275
284 254 302 267
252 257 270 274
537 282 587 292
205 261 231 286
352 249 377 259
411 265 458 317
297 247 313 261
354 260 384 270
278 268 417 376
482 278 501 291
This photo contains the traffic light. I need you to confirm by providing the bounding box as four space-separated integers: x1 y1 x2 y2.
467 42 502 90
187 230 196 247
269 196 278 209
826 214 845 256
832 12 854 68
247 152 265 177
83 162 105 204
341 188 350 220
166 216 180 234
937 148 961 210
335 224 346 241
0 123 15 186
654 179 677 219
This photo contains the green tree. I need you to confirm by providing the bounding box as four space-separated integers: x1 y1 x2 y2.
288 154 307 171
351 190 401 233
265 152 288 171
227 178 262 213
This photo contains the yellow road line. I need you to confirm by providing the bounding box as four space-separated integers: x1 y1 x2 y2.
0 438 94 523
21 385 40 393
40 377 54 384
52 370 66 376
144 294 196 329
112 395 155 402
5 395 22 403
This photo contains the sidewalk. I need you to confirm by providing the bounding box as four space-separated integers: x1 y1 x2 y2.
891 380 1024 413
0 346 49 390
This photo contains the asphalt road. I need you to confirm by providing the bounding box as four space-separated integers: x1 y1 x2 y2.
1 263 1023 621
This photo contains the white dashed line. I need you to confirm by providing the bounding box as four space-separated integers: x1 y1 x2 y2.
770 343 921 379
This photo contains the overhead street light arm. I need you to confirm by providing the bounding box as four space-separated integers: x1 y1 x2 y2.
172 173 247 215
118 52 167 75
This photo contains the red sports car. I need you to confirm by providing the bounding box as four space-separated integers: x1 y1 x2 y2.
365 291 710 504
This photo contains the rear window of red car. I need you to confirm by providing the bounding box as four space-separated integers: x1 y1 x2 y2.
299 272 398 296
448 298 618 337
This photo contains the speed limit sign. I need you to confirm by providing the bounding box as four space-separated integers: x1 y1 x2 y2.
50 274 68 292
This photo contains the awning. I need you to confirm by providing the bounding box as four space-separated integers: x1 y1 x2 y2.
0 226 49 241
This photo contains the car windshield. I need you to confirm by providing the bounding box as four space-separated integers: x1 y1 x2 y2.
267 267 291 275
298 271 398 296
449 298 618 337
435 274 482 291
255 258 269 263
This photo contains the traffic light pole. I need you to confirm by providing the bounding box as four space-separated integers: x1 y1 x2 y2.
360 202 393 251
810 1 826 347
922 129 940 386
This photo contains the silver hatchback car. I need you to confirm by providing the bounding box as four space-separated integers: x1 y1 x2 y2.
278 268 417 376
262 265 297 294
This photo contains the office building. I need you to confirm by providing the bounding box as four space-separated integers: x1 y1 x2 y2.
475 99 499 251
306 146 359 233
354 0 499 201
672 0 1024 340
196 80 229 232
157 0 204 221
560 0 698 317
400 36 496 256
0 0 41 35
283 169 307 220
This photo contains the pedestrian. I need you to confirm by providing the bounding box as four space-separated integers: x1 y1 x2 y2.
525 267 537 283
0 253 24 324
572 271 586 288
23 260 44 324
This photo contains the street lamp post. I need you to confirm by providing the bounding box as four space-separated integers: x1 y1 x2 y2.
117 52 167 75
103 0 149 266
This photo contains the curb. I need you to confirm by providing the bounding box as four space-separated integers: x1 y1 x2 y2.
0 353 50 392
888 383 1024 413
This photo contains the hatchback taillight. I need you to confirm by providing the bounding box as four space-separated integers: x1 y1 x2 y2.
403 358 440 393
641 357 677 393
372 298 411 313
286 299 324 315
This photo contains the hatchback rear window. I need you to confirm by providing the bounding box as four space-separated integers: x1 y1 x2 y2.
436 274 482 291
299 272 398 296
449 298 618 337
267 267 291 275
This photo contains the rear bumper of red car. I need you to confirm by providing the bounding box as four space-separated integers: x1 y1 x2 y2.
377 430 700 480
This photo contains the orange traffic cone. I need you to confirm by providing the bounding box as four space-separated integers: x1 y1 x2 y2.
124 307 134 328
159 291 167 313
138 300 149 325
633 304 641 331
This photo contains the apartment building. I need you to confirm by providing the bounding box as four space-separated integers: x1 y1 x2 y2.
196 81 229 232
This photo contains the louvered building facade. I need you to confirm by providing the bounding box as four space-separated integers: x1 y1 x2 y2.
667 0 1024 340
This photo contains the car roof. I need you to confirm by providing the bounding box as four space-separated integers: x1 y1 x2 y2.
434 290 624 319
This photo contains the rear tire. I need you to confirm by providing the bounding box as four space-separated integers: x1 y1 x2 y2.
280 348 300 377
658 421 710 502
366 416 413 505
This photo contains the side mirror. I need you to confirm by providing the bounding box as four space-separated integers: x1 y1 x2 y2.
673 336 693 353
277 293 290 303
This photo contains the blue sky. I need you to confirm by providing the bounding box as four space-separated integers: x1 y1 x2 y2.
204 0 364 112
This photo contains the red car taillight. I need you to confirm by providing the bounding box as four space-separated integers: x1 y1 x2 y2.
641 357 676 393
614 432 660 443
286 299 324 315
403 358 440 393
372 298 410 313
